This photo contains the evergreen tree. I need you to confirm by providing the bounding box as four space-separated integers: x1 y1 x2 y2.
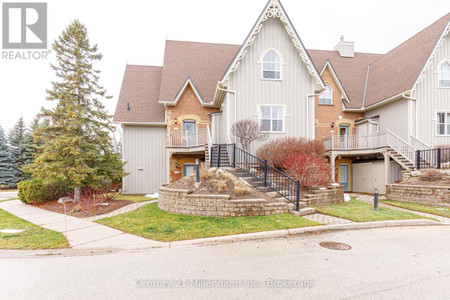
25 20 124 189
21 116 45 179
0 125 16 188
8 117 27 184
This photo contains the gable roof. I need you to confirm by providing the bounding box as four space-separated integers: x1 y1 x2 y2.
309 50 382 109
158 40 240 104
364 13 450 108
113 65 165 123
219 0 324 90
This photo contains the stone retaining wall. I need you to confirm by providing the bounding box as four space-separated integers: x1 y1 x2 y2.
302 185 345 206
386 184 450 207
159 187 289 217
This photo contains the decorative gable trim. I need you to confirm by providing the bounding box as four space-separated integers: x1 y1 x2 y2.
412 19 450 90
218 0 324 90
321 60 350 104
159 77 207 107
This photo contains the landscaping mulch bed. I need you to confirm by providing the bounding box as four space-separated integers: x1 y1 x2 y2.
32 199 133 218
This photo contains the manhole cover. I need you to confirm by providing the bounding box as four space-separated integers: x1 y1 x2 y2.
319 241 352 251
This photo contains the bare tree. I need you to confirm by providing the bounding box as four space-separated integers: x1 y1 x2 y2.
231 119 268 152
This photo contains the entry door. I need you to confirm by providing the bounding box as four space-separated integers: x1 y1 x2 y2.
339 125 350 149
183 122 197 147
183 164 196 177
339 164 350 191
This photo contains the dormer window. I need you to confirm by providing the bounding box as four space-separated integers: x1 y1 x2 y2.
319 83 333 105
438 61 450 87
262 50 281 80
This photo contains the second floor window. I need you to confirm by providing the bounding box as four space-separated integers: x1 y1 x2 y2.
319 84 333 105
437 112 450 135
260 105 284 132
438 61 450 87
262 50 281 80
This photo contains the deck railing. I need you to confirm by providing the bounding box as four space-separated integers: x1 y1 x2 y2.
168 129 207 147
416 147 450 170
323 132 387 151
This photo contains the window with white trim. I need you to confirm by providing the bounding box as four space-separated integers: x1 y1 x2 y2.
437 112 450 135
438 61 450 87
262 50 281 80
260 105 284 132
319 83 333 105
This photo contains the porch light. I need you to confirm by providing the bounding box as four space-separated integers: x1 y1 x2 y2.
331 122 335 128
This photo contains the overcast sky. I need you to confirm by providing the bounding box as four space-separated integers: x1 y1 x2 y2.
0 0 449 132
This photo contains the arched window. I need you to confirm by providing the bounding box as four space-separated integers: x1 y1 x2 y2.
262 50 281 79
319 84 333 105
438 61 450 87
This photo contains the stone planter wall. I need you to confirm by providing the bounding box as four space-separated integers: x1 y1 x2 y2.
386 184 450 207
159 187 289 217
302 185 345 206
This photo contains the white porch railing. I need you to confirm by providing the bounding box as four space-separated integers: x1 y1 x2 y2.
323 130 432 166
323 132 387 151
169 129 207 147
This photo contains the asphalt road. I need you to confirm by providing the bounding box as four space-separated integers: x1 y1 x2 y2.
1 226 449 300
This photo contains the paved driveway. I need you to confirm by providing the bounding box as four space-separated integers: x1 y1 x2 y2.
0 191 18 200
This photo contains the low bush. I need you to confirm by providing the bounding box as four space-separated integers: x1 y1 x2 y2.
282 154 331 189
234 181 251 196
256 137 326 169
18 179 69 204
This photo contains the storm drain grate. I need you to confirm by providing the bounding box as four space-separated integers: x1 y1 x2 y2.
319 241 352 251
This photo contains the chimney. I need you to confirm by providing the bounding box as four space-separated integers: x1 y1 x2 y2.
334 35 354 58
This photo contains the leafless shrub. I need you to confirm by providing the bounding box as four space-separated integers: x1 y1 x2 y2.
231 119 268 152
234 181 250 196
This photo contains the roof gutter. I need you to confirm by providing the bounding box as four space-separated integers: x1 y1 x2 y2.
113 121 167 126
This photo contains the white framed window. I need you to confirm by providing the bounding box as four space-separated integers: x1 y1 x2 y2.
319 83 333 105
262 50 281 80
437 112 450 136
259 105 284 132
438 61 450 88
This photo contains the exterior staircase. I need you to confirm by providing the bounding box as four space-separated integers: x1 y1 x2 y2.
386 147 415 171
228 169 316 216
209 145 231 167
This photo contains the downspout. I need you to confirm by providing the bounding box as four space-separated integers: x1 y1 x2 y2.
307 94 320 139
401 91 417 140
217 86 237 143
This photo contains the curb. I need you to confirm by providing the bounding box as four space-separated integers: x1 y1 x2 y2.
0 219 444 258
168 219 443 249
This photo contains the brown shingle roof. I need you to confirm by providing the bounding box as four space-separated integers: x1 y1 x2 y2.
364 13 450 107
308 50 382 108
158 40 240 103
113 65 165 123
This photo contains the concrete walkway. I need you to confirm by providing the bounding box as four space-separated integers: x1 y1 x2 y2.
0 200 165 250
84 200 158 221
349 193 450 224
302 213 354 225
0 191 18 201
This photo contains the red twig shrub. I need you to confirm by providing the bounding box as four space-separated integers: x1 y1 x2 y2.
257 137 326 169
282 154 331 189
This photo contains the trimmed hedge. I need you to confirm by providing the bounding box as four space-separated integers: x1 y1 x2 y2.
18 179 69 204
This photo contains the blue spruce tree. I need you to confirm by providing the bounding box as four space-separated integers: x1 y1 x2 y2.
0 124 16 188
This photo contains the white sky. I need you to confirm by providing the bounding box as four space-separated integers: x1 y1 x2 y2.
0 0 449 131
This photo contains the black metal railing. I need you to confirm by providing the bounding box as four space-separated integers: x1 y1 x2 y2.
210 144 300 211
416 148 450 170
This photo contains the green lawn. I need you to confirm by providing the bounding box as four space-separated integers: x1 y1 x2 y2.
116 194 157 203
97 203 320 242
313 199 431 222
381 199 450 218
0 209 67 249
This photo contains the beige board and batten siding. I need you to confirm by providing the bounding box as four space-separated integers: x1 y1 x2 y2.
226 18 317 153
412 33 450 147
364 98 410 141
352 161 402 194
122 125 167 194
